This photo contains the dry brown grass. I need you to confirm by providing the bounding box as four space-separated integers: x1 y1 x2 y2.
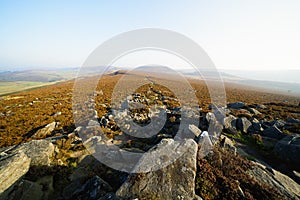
0 73 299 148
195 147 285 200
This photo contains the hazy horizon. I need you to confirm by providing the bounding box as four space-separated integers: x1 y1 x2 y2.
1 1 300 72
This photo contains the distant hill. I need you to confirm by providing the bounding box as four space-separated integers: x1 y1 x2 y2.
179 68 300 96
221 69 300 84
0 68 78 82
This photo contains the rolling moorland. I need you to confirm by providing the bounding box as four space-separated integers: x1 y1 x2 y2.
0 71 300 199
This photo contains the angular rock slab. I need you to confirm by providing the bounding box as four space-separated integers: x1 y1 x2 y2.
248 161 300 199
116 138 198 200
236 117 252 134
263 125 285 140
0 152 31 194
273 134 300 164
17 140 55 166
223 115 237 134
32 122 56 139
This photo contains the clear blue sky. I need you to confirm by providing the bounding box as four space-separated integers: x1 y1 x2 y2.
1 0 300 71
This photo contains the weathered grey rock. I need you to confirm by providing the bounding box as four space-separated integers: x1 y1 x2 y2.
250 118 263 133
270 120 286 129
62 176 113 200
236 117 252 133
205 112 216 124
52 111 62 117
116 138 198 200
219 135 236 155
198 131 214 158
0 152 31 194
227 102 245 109
248 108 261 115
88 120 99 127
256 104 267 109
188 124 202 137
223 115 237 134
32 122 56 139
248 161 300 199
272 169 300 197
273 134 300 164
15 140 55 166
262 125 285 140
286 118 300 124
293 171 300 183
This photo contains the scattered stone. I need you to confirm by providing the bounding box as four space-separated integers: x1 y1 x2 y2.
188 124 202 137
100 116 108 127
116 138 198 200
205 112 216 124
293 171 300 182
250 118 263 133
286 118 300 124
236 117 252 133
219 135 236 155
256 104 267 109
273 134 300 164
236 181 245 198
94 90 103 95
248 108 261 115
51 112 62 117
198 131 213 158
227 102 245 109
270 120 286 129
223 115 237 134
32 122 57 139
0 152 31 194
262 125 285 140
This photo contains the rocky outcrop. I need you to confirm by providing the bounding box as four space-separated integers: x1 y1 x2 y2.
273 134 300 164
0 139 55 199
0 152 31 195
116 138 198 200
248 161 300 199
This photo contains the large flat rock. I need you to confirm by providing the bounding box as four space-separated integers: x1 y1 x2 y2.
248 161 300 199
116 138 198 200
17 140 55 166
0 152 31 194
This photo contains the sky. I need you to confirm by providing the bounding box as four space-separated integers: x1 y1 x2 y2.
0 0 300 71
